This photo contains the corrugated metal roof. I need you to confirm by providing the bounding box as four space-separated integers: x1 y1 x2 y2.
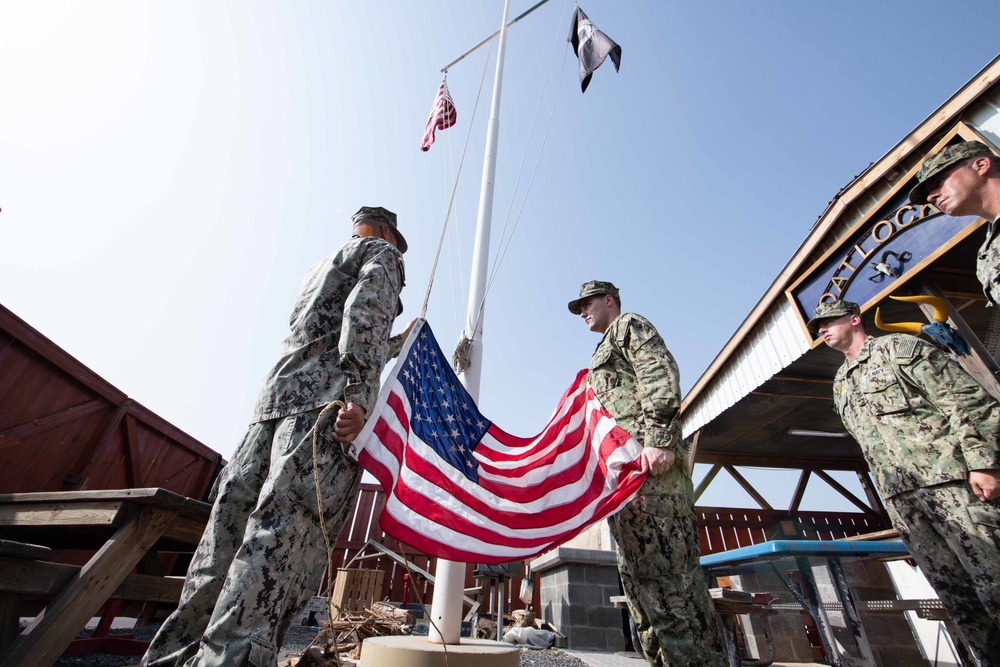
968 92 1000 145
683 300 810 437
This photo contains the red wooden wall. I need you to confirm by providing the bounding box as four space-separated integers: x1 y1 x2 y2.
332 484 888 618
0 303 221 499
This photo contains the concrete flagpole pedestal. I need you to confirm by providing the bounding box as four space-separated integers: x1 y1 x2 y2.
358 636 519 667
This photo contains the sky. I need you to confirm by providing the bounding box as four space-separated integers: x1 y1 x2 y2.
2 1 1000 512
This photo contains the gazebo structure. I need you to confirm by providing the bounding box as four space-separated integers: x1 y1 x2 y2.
678 54 1000 665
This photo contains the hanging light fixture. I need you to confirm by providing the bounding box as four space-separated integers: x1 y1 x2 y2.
786 428 849 438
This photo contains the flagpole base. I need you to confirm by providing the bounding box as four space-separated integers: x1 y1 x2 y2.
358 636 519 667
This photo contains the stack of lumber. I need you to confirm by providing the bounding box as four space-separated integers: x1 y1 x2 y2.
292 601 415 666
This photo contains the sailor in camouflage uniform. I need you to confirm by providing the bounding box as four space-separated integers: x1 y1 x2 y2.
569 281 727 667
143 206 410 667
810 299 1000 665
910 140 1000 306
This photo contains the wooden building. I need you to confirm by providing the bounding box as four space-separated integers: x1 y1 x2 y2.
0 303 222 498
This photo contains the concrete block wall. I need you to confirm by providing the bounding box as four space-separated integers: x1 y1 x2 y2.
531 547 626 652
730 559 927 667
730 571 816 664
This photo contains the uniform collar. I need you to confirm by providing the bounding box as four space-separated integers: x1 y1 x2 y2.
594 314 623 349
842 335 875 373
985 214 1000 245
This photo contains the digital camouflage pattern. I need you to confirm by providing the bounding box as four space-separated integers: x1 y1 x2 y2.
143 235 404 667
886 482 1000 664
976 217 1000 307
610 469 725 666
253 236 405 421
590 313 682 452
568 279 620 314
904 142 1000 306
806 299 860 333
143 412 361 667
833 334 1000 497
908 140 995 205
832 333 1000 663
590 313 727 666
351 205 408 253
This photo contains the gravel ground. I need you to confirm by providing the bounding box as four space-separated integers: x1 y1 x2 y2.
48 623 159 667
517 648 589 667
39 622 589 667
277 625 590 667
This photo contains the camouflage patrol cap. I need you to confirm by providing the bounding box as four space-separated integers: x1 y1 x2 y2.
807 300 860 333
568 280 620 315
352 206 407 253
908 141 996 205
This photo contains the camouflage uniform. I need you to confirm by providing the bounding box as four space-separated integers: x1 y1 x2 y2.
142 233 405 667
589 312 726 667
975 214 1000 307
833 333 1000 663
909 140 1000 306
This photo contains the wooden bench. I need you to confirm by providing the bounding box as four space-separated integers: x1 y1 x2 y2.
0 488 209 667
0 540 52 654
0 538 186 658
611 589 778 667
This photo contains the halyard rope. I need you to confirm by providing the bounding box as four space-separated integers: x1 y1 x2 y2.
461 0 571 356
419 1 503 324
302 0 573 660
311 399 346 659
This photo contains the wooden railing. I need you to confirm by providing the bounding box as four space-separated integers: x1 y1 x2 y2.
333 485 890 612
697 506 888 555
331 483 536 616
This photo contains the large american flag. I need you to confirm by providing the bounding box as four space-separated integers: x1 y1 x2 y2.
420 78 457 152
350 320 646 563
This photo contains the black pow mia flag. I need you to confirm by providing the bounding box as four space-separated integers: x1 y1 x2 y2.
568 6 622 93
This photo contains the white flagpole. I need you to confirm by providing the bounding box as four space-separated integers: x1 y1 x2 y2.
427 0 512 646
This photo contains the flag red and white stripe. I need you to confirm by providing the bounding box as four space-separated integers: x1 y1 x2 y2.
420 79 457 152
351 320 646 563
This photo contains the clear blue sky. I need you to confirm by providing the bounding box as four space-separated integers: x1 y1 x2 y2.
2 1 999 511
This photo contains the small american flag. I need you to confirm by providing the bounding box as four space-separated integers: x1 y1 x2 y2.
420 79 457 152
350 320 646 563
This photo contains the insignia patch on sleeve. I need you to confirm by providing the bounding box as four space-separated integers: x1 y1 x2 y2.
894 337 918 360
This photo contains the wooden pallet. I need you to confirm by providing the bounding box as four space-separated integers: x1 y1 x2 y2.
331 568 385 617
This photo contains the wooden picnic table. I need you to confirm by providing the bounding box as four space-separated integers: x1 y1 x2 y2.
0 487 210 667
700 539 910 667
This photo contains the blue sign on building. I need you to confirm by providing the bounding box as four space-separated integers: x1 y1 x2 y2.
791 189 982 329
